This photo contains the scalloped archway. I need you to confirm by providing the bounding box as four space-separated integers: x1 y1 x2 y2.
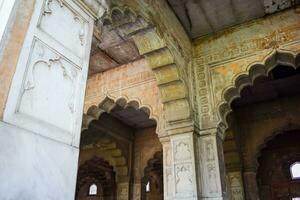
218 50 300 132
93 5 192 125
82 95 162 134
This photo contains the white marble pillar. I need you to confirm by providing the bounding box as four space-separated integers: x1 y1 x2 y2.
0 0 94 199
161 131 199 200
198 128 227 199
227 171 245 200
161 137 174 200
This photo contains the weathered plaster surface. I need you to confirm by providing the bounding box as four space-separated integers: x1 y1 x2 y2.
82 0 193 125
84 58 164 132
193 9 300 129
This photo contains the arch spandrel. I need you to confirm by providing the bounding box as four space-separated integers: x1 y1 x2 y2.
103 6 191 124
83 95 165 136
193 9 300 131
212 49 300 131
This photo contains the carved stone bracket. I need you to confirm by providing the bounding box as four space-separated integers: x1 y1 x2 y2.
89 4 192 125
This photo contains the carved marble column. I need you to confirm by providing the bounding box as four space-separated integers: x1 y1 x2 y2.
161 127 199 200
243 171 259 200
198 128 227 199
0 0 96 199
161 137 174 200
227 171 245 200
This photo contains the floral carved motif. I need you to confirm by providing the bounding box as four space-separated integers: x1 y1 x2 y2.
174 140 191 161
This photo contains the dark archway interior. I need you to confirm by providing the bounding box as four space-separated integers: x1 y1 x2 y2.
224 65 300 199
257 131 300 200
76 102 163 200
76 157 116 200
232 65 300 108
141 152 163 200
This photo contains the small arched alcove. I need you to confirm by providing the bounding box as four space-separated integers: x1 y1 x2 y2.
77 97 163 200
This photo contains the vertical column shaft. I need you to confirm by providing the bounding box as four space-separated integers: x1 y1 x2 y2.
198 128 227 199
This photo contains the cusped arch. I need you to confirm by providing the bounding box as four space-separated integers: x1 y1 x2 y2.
253 123 300 170
142 151 163 179
97 5 191 124
82 95 162 134
76 157 116 197
217 50 300 133
80 136 129 182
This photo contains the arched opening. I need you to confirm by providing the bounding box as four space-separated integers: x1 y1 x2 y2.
257 131 300 199
76 157 116 200
141 151 163 200
88 184 98 196
222 62 300 199
76 97 163 200
291 162 300 180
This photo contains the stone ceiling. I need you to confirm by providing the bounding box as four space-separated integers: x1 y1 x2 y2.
88 8 148 76
89 33 142 76
167 0 296 39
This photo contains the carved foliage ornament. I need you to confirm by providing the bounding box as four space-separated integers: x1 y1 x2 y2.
40 0 87 55
174 140 191 161
175 164 193 193
18 39 78 131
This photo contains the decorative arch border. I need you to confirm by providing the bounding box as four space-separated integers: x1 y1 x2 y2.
217 49 300 133
87 3 192 124
82 94 163 135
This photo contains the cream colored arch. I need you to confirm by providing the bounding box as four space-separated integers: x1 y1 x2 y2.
87 4 192 125
82 95 163 135
217 49 300 134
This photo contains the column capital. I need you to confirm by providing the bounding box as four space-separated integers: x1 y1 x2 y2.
165 119 199 136
74 0 109 19
199 126 225 140
159 135 170 144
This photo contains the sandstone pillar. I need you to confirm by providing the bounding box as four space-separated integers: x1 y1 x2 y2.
0 0 95 199
161 125 199 200
198 128 227 199
117 182 130 200
243 171 259 200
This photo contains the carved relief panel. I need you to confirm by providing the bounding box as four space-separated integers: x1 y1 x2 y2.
228 172 245 200
4 0 94 146
18 39 78 133
170 134 198 198
198 135 223 197
38 0 88 58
